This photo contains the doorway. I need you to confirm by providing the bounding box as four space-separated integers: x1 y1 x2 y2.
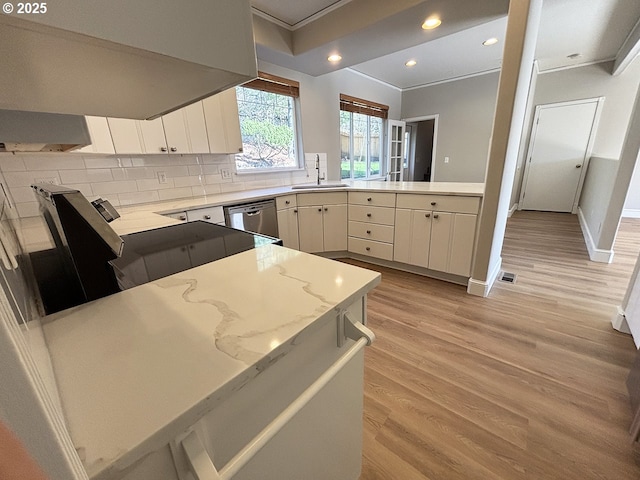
519 98 603 213
404 115 438 182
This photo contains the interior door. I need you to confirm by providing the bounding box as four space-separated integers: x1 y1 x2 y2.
520 99 601 212
387 120 405 182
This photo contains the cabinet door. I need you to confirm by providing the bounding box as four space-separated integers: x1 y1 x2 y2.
408 210 432 268
277 207 300 250
448 214 477 276
428 212 453 272
393 209 411 264
162 109 190 154
77 116 115 154
203 89 243 154
298 206 324 253
184 102 211 153
139 118 168 154
323 204 347 251
108 118 143 154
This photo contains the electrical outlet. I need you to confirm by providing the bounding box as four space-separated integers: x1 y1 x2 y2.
444 156 450 164
220 168 232 179
34 177 58 185
157 172 167 184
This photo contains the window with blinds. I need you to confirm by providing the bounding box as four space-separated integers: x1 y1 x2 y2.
235 72 302 171
340 94 389 179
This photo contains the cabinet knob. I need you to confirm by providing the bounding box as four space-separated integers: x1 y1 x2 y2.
293 209 298 213
285 200 290 205
204 215 211 220
365 247 371 251
367 197 372 202
431 201 436 206
366 230 371 234
318 208 322 212
170 147 177 152
576 164 582 168
238 147 243 152
324 207 328 211
179 216 186 221
367 213 372 217
160 147 168 152
434 214 439 219
425 213 431 218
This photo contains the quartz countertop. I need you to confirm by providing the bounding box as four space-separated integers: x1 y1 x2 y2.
41 244 380 479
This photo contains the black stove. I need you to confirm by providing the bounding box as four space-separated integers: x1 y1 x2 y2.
111 221 281 290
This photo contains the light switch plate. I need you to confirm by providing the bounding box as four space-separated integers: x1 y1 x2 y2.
220 168 232 179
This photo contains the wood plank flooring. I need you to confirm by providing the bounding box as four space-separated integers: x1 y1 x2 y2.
352 211 640 480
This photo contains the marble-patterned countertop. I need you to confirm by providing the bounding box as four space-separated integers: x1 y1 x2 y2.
41 244 380 479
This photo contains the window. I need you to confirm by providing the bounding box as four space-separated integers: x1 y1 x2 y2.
235 72 302 171
340 94 388 180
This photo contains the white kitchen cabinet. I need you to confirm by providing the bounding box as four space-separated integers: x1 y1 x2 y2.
76 116 115 154
347 193 396 261
297 193 348 253
108 118 144 154
138 117 168 154
203 88 243 154
162 102 210 154
394 194 479 276
186 205 225 225
164 211 188 222
276 194 299 249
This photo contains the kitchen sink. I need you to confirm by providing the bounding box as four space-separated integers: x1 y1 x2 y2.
291 183 350 189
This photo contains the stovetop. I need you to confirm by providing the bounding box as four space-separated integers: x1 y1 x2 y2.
110 221 281 290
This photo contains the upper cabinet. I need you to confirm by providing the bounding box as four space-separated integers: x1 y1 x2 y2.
0 0 257 119
203 89 243 154
76 116 115 154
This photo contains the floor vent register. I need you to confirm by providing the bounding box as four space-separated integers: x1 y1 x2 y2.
499 271 517 284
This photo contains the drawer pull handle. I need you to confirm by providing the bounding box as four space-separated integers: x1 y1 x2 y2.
431 201 436 206
367 197 372 202
434 214 439 219
425 213 431 218
285 200 290 205
204 215 211 220
365 247 371 251
366 230 371 234
367 213 372 218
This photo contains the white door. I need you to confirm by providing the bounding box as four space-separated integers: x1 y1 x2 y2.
387 120 405 182
520 99 602 212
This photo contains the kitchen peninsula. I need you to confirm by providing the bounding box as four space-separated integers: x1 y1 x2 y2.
41 243 380 480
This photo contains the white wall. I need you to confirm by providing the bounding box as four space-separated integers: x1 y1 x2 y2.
624 158 640 217
401 72 500 182
0 65 402 217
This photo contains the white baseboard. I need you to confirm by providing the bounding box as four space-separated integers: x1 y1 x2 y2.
467 257 502 297
508 203 518 217
576 207 614 264
611 306 631 334
622 208 640 218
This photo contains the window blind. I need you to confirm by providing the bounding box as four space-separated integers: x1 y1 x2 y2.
339 94 389 119
242 71 300 98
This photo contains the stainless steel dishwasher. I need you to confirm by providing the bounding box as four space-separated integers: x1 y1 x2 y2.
223 199 279 238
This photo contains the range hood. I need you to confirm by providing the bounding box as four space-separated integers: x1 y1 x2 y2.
0 110 90 153
0 0 257 120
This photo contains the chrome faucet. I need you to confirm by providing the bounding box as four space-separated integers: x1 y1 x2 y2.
316 154 325 185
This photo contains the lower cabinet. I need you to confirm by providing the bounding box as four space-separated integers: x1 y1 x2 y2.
277 207 300 249
298 204 347 253
394 208 477 276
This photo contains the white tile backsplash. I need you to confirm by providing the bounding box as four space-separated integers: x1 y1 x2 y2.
1 153 310 217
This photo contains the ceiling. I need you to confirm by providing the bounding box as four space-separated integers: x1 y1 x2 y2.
251 0 640 89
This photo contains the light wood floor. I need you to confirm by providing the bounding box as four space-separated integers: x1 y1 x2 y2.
352 211 640 480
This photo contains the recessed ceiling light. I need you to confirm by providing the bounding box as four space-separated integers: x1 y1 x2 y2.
567 53 582 59
328 54 342 63
422 17 441 30
483 37 498 46
405 60 417 67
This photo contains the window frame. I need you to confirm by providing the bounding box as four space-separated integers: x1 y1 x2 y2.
234 72 304 174
340 94 388 180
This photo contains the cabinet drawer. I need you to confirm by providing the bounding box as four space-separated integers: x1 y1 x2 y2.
276 195 297 210
396 194 480 214
186 206 224 224
348 205 395 226
348 191 396 207
297 192 348 206
348 237 393 261
165 211 187 221
348 221 394 243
